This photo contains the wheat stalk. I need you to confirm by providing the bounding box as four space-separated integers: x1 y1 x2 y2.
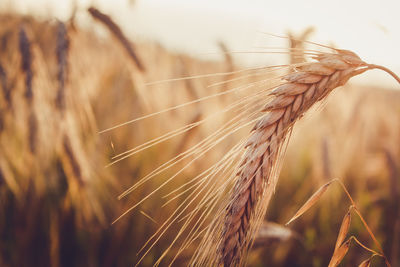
55 21 69 111
18 27 33 103
18 26 39 154
88 7 145 72
189 49 399 266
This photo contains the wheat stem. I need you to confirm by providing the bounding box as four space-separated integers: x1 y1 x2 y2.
367 64 400 84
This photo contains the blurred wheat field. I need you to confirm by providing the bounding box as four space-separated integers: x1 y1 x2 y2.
0 9 399 267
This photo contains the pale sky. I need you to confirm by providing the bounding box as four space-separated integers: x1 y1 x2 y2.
4 0 400 87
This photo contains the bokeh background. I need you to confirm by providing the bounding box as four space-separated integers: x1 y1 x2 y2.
0 1 399 266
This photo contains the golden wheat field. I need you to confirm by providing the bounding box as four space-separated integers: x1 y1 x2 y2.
0 2 400 267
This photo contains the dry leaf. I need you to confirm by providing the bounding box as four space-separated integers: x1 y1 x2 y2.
286 180 333 225
334 208 352 250
358 258 371 267
254 222 294 247
328 238 351 267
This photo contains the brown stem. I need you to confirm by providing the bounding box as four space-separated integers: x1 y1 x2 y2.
367 64 400 85
350 236 382 256
335 179 391 267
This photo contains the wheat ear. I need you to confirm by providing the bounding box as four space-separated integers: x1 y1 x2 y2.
219 49 381 266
